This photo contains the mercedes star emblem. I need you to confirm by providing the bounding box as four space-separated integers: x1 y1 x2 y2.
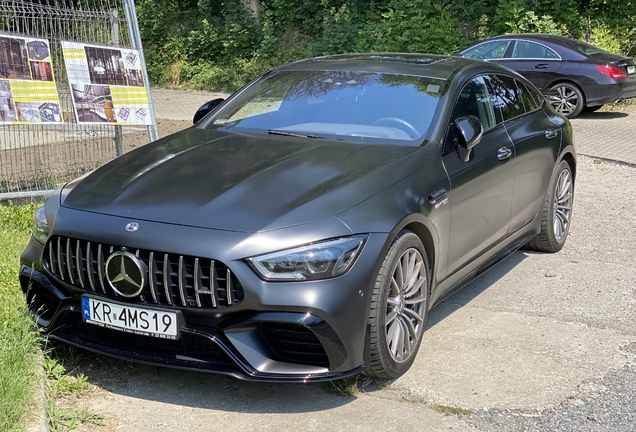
105 251 147 297
125 222 139 232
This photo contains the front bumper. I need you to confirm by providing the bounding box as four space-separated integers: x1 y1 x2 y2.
20 214 388 382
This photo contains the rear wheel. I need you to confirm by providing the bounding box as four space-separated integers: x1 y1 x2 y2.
366 231 429 379
549 83 584 118
524 160 574 252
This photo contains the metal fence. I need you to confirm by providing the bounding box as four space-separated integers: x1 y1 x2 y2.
0 0 158 199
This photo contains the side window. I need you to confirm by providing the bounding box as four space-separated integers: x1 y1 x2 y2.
444 76 496 155
485 75 525 122
546 48 559 59
512 41 559 59
462 40 510 60
519 81 542 112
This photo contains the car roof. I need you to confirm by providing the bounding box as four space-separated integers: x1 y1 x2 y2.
275 53 504 81
485 33 575 44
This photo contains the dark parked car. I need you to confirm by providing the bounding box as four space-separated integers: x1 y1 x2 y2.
457 34 636 118
21 54 576 382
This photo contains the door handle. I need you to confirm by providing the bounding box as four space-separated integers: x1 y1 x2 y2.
545 129 558 140
497 147 512 161
427 189 448 208
534 63 549 69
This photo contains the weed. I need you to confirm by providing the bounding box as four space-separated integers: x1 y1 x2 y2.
44 357 91 399
593 159 603 164
47 403 103 432
322 374 371 397
434 404 472 416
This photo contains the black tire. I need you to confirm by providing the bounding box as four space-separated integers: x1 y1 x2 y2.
583 105 603 113
524 160 574 253
549 82 584 118
366 230 429 379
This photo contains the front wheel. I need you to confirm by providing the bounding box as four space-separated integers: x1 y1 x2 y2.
366 231 429 379
524 160 574 252
549 83 584 118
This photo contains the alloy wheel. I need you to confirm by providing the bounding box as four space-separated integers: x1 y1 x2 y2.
549 85 580 117
553 168 573 243
385 247 427 363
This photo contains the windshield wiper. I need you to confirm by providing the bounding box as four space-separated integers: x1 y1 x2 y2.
268 129 324 139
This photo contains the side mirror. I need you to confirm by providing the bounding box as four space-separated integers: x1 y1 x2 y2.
193 98 225 124
454 115 483 162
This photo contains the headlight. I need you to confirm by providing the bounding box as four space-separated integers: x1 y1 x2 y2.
247 235 367 281
33 205 49 244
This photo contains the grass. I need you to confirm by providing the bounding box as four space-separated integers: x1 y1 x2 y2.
0 201 102 431
0 202 42 431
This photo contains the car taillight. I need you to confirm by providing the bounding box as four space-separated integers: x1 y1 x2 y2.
596 65 628 79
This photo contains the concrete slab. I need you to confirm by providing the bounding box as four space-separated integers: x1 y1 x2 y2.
85 371 471 432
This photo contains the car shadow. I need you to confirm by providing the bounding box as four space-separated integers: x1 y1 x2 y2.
573 111 629 120
60 351 359 412
427 250 528 329
55 251 529 414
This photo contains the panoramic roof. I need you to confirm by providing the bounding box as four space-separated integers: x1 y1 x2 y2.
277 53 480 80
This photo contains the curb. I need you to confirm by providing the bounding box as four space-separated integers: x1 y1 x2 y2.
29 352 49 432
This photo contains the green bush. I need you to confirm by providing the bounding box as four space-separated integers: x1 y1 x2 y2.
135 0 636 91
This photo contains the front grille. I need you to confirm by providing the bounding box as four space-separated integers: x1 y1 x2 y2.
44 236 244 309
260 322 329 368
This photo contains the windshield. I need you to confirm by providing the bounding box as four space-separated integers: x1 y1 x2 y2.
205 70 446 143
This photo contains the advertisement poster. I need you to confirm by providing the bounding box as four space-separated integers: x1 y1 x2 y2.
0 32 63 124
61 41 150 125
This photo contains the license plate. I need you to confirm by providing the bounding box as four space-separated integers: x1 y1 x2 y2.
82 296 179 339
628 66 635 75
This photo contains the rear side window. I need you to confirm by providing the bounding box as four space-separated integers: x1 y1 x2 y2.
511 41 559 59
485 75 525 122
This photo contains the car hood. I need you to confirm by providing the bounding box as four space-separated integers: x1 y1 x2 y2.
61 128 423 232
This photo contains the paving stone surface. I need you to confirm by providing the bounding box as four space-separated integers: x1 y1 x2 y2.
570 109 636 166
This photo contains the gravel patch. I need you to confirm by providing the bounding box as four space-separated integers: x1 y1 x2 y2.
464 364 636 431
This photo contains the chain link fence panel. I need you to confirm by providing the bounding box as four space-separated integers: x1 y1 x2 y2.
0 0 158 199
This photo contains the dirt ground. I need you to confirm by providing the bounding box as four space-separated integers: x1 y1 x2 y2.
122 119 192 153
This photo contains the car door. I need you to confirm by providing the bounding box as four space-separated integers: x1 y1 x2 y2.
442 76 516 276
502 40 562 88
503 78 564 233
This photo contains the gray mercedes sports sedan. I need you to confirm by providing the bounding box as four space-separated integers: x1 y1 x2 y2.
20 54 576 382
